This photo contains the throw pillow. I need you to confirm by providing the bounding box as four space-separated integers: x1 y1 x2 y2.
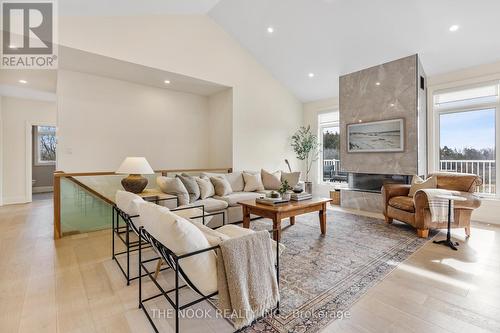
195 176 215 199
156 176 190 206
177 174 200 203
408 175 437 197
138 201 217 295
243 172 265 192
261 169 282 190
201 172 244 192
281 171 301 188
210 176 233 196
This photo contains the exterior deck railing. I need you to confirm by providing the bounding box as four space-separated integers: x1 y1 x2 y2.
323 159 341 172
323 158 496 194
439 159 496 194
323 159 347 183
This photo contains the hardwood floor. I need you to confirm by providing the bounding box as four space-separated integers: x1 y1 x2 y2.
1 198 499 333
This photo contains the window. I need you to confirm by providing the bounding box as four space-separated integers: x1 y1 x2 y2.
35 126 56 165
318 111 347 183
434 82 499 196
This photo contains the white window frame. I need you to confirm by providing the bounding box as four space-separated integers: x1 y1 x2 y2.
34 126 56 166
318 110 341 184
432 81 500 198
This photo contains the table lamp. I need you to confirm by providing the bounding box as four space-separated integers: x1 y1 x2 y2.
116 157 154 193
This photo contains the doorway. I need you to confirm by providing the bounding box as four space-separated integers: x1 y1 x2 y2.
31 125 56 199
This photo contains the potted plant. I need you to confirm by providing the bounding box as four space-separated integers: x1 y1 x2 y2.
278 179 293 201
291 125 320 194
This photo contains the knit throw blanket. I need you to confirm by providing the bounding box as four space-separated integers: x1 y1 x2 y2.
216 230 279 330
417 189 460 223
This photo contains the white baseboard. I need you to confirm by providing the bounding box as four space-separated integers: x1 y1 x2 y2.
32 186 53 193
2 196 28 205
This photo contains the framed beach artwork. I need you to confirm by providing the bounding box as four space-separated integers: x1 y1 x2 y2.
347 118 404 153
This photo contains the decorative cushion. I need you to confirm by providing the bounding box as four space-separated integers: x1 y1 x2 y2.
210 177 233 196
281 171 301 188
138 201 217 296
195 176 215 199
201 172 244 192
156 176 190 206
215 191 265 207
388 196 415 213
261 169 282 190
408 175 437 197
177 174 200 203
115 190 144 216
243 172 265 191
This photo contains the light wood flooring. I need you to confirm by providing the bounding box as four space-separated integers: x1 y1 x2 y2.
1 197 499 333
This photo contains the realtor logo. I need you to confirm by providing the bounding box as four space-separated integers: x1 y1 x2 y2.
1 0 57 68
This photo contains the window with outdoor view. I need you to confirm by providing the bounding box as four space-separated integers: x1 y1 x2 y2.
35 126 56 165
435 83 498 195
318 112 347 183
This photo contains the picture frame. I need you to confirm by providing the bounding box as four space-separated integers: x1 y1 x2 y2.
347 118 404 153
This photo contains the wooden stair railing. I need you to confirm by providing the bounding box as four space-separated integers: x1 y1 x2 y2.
53 167 232 239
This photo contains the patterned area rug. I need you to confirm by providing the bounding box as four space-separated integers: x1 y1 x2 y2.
244 210 436 333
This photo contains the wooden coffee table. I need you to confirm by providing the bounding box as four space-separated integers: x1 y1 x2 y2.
238 198 332 241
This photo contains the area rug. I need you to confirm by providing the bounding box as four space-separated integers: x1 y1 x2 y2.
243 210 437 333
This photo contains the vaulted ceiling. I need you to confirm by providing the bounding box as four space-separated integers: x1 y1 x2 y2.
59 0 500 102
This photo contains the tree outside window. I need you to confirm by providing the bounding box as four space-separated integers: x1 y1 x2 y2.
36 126 56 165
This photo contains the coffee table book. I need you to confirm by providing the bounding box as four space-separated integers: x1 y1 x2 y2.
291 193 312 201
256 197 290 205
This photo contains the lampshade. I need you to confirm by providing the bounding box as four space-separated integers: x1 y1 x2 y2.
116 157 154 175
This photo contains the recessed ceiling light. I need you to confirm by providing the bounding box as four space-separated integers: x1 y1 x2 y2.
164 80 171 84
449 24 459 32
267 26 274 34
375 82 381 86
308 72 315 78
19 79 27 84
390 103 395 107
358 120 363 123
9 44 17 49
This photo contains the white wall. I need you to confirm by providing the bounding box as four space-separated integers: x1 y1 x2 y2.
208 88 233 168
58 14 303 172
303 97 339 197
1 97 56 204
0 96 3 205
57 70 214 172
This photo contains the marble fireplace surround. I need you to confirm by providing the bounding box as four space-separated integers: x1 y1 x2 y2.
339 54 427 176
339 54 427 212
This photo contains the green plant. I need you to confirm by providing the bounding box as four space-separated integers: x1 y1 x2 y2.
278 179 293 195
291 125 320 182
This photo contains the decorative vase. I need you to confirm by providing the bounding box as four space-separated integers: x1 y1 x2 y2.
304 181 313 194
282 192 291 201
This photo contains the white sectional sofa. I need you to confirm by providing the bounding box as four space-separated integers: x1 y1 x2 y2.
156 169 301 225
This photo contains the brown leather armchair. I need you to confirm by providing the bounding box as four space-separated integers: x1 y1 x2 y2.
382 172 482 238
